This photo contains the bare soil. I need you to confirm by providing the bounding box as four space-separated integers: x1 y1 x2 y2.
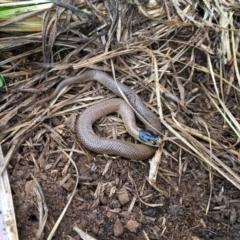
7 134 240 240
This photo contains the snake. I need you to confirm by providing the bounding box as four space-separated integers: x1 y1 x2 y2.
38 70 162 160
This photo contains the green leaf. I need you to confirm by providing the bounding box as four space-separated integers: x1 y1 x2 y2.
0 2 54 19
0 74 4 87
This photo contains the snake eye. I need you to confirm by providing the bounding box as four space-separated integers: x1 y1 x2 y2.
139 129 160 145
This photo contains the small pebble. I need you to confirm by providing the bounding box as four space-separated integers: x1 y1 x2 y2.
143 207 158 217
117 187 130 205
126 219 140 233
113 219 124 237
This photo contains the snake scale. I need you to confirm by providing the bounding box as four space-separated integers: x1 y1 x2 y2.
38 70 161 160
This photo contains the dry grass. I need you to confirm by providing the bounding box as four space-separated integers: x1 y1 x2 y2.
0 0 240 239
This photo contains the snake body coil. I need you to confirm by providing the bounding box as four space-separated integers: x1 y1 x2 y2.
39 70 161 160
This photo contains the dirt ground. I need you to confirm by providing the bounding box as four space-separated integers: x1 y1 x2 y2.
4 63 240 239
1 1 240 240
6 121 240 240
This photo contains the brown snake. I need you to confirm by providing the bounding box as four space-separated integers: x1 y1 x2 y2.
38 70 161 160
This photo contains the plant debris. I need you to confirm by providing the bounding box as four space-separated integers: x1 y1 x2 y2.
0 0 240 239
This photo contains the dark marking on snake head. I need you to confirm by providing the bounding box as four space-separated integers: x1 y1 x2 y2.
139 129 160 146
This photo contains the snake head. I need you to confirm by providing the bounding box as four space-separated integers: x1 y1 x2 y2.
139 129 161 146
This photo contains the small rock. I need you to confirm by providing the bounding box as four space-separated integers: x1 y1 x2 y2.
25 180 36 194
117 187 130 205
40 173 47 181
114 219 124 237
16 170 24 177
143 207 158 217
106 211 114 219
61 178 75 191
126 219 140 233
